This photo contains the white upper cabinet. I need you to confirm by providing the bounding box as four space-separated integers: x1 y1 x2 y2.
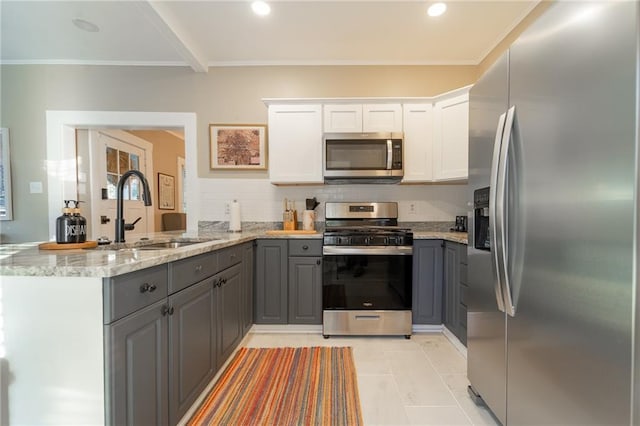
323 104 363 133
323 103 402 133
433 92 469 181
268 104 323 184
362 104 403 133
402 103 434 182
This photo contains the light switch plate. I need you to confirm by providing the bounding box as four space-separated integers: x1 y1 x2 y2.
29 181 43 194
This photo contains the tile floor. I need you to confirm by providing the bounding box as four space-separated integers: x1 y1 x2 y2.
241 332 500 426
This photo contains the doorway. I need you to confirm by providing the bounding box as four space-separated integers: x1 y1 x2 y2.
46 111 198 240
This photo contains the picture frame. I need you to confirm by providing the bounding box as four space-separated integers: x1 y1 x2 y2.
158 173 175 210
210 124 267 170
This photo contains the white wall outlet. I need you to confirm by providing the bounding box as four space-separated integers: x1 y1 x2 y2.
409 203 417 215
225 203 230 215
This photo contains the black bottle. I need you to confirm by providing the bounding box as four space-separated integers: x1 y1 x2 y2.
56 200 75 243
72 200 87 243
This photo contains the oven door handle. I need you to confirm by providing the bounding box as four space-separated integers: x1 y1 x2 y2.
322 246 413 256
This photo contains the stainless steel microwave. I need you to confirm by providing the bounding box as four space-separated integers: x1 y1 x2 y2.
323 132 403 183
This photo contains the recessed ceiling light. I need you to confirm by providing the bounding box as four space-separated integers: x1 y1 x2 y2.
251 1 271 16
72 18 100 32
427 2 447 17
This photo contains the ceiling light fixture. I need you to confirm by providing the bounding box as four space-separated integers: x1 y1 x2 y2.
72 18 100 32
251 1 271 16
427 2 447 17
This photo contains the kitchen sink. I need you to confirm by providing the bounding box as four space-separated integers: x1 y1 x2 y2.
136 241 204 250
96 238 220 251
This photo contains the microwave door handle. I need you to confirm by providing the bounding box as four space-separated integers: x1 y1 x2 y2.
387 139 393 170
490 112 507 313
498 105 516 317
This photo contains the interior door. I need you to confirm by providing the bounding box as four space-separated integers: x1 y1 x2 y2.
94 130 152 241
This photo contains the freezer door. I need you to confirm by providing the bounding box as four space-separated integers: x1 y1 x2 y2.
467 53 509 425
506 2 636 424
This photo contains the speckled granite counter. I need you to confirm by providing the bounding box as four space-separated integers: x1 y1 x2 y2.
0 222 465 278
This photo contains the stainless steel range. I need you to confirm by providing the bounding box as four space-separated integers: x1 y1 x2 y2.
322 202 413 338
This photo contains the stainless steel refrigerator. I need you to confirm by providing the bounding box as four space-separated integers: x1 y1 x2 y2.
467 2 638 424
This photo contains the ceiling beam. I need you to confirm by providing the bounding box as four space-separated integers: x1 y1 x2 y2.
137 1 208 73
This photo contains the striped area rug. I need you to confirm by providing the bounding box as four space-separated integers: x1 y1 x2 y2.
188 346 363 426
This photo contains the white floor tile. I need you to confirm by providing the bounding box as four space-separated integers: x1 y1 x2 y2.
357 374 410 425
239 332 498 426
405 406 472 425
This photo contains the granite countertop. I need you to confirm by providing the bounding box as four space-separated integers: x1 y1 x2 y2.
0 224 467 278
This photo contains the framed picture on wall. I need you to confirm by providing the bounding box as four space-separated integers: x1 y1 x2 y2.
210 124 267 170
158 173 175 210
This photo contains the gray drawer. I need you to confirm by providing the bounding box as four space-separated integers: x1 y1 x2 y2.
288 239 322 256
169 252 218 294
218 245 242 272
104 264 168 324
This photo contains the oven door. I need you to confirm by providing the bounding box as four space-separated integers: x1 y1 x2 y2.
322 246 413 310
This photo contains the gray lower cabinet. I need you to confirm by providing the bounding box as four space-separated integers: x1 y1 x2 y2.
241 242 254 335
216 263 243 364
255 240 288 323
106 299 169 426
288 256 322 324
106 243 250 426
168 277 217 425
444 241 468 345
412 240 444 324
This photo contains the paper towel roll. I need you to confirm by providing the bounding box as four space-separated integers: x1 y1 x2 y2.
229 200 241 232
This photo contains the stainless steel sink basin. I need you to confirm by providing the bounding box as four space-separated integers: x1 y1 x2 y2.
96 238 220 251
137 241 203 250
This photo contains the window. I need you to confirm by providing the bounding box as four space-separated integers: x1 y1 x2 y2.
106 146 140 201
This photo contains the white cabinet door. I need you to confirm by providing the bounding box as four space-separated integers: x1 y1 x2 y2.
323 104 363 133
269 104 323 184
402 103 434 182
363 104 403 133
433 94 469 181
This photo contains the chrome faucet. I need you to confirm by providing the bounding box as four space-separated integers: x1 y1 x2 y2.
115 170 152 243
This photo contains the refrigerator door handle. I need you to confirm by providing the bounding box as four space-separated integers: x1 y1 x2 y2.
497 105 517 317
489 112 507 313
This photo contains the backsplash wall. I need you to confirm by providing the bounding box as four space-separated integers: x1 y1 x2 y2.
197 179 468 223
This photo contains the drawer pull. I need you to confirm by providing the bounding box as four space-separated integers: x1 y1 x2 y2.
316 259 321 265
302 245 309 250
140 283 157 293
195 265 203 273
162 305 175 316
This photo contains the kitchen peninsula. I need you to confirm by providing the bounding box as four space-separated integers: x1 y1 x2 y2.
0 227 466 425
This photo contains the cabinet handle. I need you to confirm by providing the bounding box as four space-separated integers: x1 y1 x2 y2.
140 283 151 293
168 306 174 315
195 265 203 273
161 305 170 316
302 245 309 250
316 259 321 265
148 284 157 292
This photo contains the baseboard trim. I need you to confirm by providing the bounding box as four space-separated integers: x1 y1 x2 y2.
251 324 323 334
412 324 444 333
442 326 467 359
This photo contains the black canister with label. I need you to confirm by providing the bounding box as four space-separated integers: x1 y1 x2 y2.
56 200 75 243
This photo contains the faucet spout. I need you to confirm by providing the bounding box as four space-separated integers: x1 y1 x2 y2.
115 170 152 243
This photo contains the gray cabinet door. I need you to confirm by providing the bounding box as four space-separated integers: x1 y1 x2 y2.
255 240 288 324
288 256 322 324
168 278 217 425
241 242 255 336
217 263 243 364
106 299 168 426
444 241 460 338
412 240 444 324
